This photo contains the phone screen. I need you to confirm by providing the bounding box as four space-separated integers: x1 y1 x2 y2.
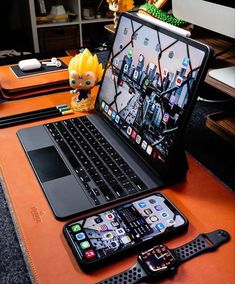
64 193 187 266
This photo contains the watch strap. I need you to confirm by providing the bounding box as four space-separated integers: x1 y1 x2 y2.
96 262 148 284
173 229 230 264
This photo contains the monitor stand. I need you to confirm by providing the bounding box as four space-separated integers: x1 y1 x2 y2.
208 66 235 89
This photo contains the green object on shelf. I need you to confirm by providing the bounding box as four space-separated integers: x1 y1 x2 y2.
138 3 186 26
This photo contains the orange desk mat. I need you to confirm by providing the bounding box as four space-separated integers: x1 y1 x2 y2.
0 56 71 99
0 91 234 284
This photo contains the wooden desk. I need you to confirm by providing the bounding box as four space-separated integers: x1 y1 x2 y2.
192 30 235 98
0 91 234 284
193 30 235 144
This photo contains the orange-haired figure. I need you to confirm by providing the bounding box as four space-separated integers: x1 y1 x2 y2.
68 48 103 111
146 0 168 7
107 0 134 27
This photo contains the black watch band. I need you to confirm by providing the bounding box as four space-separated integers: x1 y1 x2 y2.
96 262 148 284
173 229 230 264
97 229 230 284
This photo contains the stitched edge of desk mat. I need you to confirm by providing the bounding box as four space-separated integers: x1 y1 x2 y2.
0 174 34 283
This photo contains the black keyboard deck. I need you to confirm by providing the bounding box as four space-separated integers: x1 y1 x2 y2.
45 116 147 206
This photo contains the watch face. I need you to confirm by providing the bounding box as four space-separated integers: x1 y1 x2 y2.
138 245 177 276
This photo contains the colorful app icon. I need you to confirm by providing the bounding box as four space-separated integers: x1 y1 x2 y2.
99 224 108 231
71 224 81 233
152 151 158 159
121 236 132 244
104 232 113 239
127 126 132 135
155 223 165 231
101 101 106 110
112 111 116 120
141 140 147 150
106 213 115 220
104 105 109 113
133 32 138 40
108 108 112 116
146 145 153 155
114 57 120 66
111 221 119 227
144 37 149 46
150 215 159 222
169 94 176 105
163 113 170 123
124 63 129 73
144 78 150 86
76 232 86 241
161 212 169 218
135 135 141 144
133 70 139 79
162 68 168 78
131 130 137 140
149 198 156 204
94 217 103 224
84 249 96 259
154 205 163 211
168 51 174 59
182 57 190 67
138 201 147 208
174 113 179 122
115 115 120 124
167 219 176 225
116 228 125 236
144 208 153 215
111 241 118 248
176 76 183 86
155 43 161 52
80 240 91 249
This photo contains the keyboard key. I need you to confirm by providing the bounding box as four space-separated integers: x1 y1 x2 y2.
112 184 127 197
46 117 147 207
99 185 116 201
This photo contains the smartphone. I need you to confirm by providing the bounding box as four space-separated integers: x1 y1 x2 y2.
63 193 188 270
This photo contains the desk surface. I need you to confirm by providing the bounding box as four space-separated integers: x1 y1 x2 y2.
0 91 234 283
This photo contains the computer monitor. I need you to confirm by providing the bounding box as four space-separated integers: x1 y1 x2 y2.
172 0 235 88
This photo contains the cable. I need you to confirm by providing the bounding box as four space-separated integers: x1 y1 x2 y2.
214 44 235 59
197 96 235 103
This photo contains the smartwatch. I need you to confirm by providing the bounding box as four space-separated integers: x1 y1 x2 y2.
97 229 230 284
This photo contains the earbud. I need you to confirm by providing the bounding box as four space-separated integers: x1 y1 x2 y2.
42 57 62 67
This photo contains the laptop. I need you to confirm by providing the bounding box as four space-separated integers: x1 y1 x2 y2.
17 12 212 219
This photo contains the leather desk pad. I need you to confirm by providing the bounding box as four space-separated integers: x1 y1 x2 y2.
0 56 71 99
0 92 234 284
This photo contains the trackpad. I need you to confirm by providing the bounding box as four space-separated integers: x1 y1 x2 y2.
27 146 70 183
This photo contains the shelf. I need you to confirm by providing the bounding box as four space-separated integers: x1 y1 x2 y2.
28 0 113 52
81 18 113 24
192 28 235 98
206 111 235 145
36 20 80 28
36 18 113 28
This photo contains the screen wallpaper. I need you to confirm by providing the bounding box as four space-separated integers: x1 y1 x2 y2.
97 14 207 164
66 194 186 262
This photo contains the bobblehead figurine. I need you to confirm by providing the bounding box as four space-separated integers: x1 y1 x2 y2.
107 0 134 28
68 49 104 111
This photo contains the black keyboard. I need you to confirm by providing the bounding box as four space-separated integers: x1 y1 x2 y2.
45 116 147 205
